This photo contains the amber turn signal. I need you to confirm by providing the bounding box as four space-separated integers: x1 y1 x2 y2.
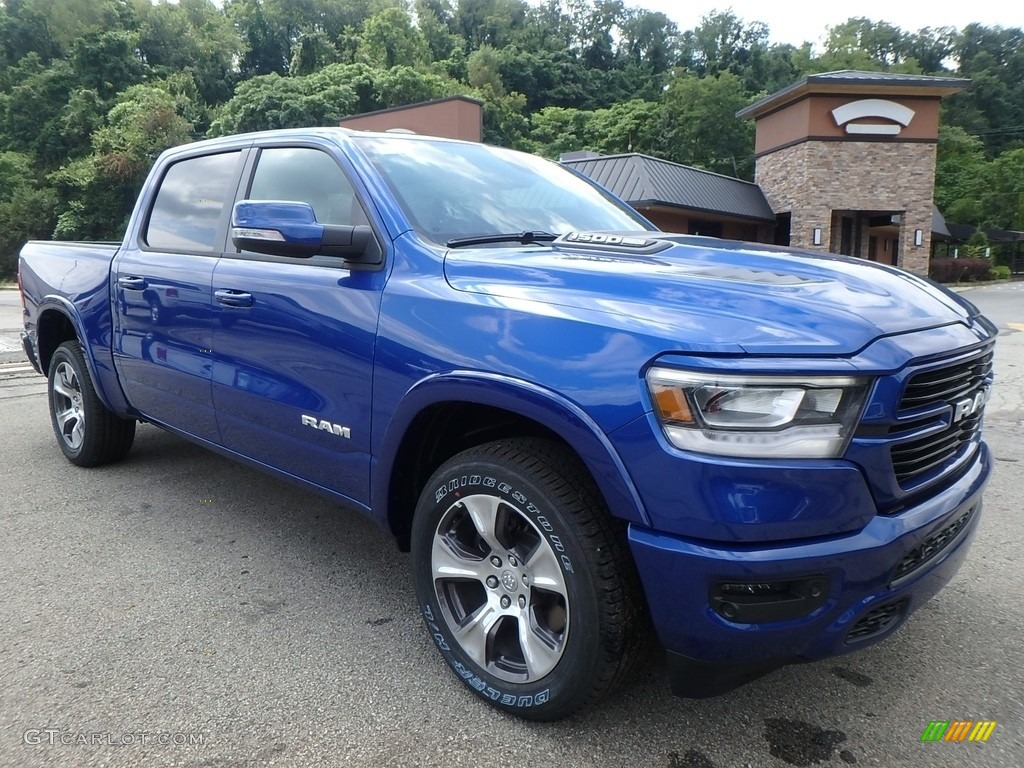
652 385 693 424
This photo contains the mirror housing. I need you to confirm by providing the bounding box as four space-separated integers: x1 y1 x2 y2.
231 201 377 263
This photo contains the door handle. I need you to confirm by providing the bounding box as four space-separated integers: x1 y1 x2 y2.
215 289 254 308
118 276 147 290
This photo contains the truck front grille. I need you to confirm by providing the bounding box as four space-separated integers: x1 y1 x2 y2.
890 346 993 488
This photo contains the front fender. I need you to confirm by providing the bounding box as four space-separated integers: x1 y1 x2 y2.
373 371 651 529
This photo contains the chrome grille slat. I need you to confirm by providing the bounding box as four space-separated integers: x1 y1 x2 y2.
899 380 975 404
899 353 992 410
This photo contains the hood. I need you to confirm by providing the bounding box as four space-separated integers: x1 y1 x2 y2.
443 234 984 355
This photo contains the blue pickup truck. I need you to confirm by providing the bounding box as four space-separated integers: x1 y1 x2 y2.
18 128 995 720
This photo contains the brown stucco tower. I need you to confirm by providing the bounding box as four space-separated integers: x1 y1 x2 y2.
737 71 968 274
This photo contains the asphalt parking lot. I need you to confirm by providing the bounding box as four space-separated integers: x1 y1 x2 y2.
1 284 1022 768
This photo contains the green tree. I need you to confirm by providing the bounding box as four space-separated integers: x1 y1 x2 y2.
415 0 462 64
0 54 77 160
138 0 241 106
69 30 147 98
480 89 528 147
356 7 429 69
209 63 458 136
823 18 910 67
51 84 196 240
455 0 527 49
372 65 456 109
209 72 356 135
679 11 770 80
979 148 1024 230
658 71 756 178
934 125 988 225
289 29 340 75
945 24 1024 155
0 0 61 64
467 44 503 93
619 8 679 74
585 99 661 155
527 105 591 157
0 151 58 277
58 88 107 159
903 27 957 74
227 0 291 76
4 0 142 58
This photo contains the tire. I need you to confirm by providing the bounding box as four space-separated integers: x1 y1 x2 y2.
411 438 645 720
47 340 136 467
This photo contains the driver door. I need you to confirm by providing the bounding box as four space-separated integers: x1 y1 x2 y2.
210 144 384 505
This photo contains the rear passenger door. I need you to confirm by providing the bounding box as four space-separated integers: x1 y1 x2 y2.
210 144 386 506
113 149 246 443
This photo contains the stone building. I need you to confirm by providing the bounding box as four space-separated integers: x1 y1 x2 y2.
737 70 969 274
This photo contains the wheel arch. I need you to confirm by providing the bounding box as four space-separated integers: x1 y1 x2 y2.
35 298 120 412
36 300 100 381
374 372 650 551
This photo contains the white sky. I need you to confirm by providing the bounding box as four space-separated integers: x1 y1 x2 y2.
631 1 1023 49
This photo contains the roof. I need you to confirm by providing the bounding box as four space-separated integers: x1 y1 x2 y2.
562 153 776 223
339 95 483 122
737 69 971 120
932 205 950 238
942 223 1024 244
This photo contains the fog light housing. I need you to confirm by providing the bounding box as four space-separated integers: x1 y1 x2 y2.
711 575 829 623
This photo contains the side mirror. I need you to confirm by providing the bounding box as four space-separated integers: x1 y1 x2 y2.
231 201 378 263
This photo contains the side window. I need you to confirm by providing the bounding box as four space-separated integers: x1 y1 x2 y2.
145 151 241 251
246 147 369 227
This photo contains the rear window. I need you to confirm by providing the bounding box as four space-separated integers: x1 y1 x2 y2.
146 151 241 251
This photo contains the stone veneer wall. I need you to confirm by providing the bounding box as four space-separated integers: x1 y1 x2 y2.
755 141 936 274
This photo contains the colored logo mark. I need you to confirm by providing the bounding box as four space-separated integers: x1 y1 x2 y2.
921 721 997 742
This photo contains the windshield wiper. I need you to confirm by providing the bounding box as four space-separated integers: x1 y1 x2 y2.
445 231 559 248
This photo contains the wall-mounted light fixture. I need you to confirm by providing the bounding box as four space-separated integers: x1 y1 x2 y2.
812 228 822 246
914 229 923 247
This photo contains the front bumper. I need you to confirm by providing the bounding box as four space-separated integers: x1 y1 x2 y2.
629 443 990 696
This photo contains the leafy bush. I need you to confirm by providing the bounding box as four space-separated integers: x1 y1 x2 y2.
928 258 994 283
992 265 1011 279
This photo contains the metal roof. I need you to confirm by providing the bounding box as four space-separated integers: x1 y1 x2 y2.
737 69 970 120
943 223 1024 244
809 70 972 86
932 205 950 238
562 153 776 223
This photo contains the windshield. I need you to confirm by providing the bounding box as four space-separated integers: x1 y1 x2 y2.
354 135 654 245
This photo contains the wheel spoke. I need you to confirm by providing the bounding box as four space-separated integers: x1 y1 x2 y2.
525 542 568 598
460 495 505 553
55 406 83 449
51 378 76 401
69 416 84 448
431 535 488 581
58 365 78 394
452 601 501 669
517 613 562 680
55 406 76 433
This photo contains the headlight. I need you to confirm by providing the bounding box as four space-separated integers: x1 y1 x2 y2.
645 367 870 458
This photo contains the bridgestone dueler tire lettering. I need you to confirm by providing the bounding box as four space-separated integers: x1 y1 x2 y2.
411 438 646 721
